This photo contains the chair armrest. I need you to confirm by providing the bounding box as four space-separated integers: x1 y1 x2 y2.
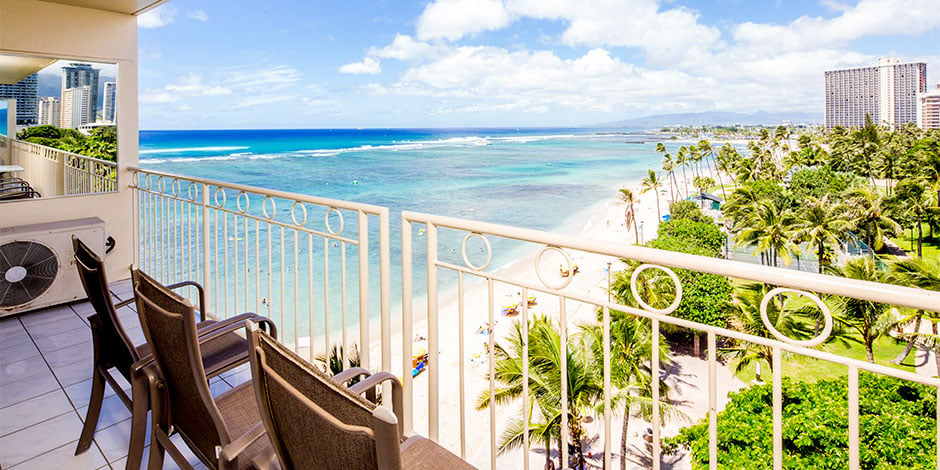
251 445 280 470
165 280 207 321
332 367 372 385
198 313 278 339
349 371 404 434
114 297 135 309
219 422 267 464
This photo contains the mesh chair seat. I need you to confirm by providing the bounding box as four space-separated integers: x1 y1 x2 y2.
134 322 249 377
400 436 476 470
216 382 270 470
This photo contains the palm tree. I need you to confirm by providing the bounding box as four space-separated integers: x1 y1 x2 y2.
845 186 901 257
676 146 690 198
478 316 605 470
691 176 715 209
827 257 892 363
640 169 662 222
579 310 674 470
657 143 679 204
791 196 852 273
888 256 940 370
315 343 362 383
721 283 812 381
735 198 798 267
891 180 931 258
620 188 639 244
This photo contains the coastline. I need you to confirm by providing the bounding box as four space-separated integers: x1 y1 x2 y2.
364 176 668 466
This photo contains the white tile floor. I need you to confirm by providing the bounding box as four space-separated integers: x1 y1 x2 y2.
0 279 248 470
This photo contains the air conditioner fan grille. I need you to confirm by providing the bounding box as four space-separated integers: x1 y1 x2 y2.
0 241 58 308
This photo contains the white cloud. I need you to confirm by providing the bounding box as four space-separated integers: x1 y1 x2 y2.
733 0 940 53
234 95 294 109
416 0 511 41
369 35 439 61
141 73 231 104
224 65 302 91
138 4 177 28
187 10 209 22
339 57 382 75
173 104 192 112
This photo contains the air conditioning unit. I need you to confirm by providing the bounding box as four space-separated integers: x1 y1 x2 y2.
0 217 105 317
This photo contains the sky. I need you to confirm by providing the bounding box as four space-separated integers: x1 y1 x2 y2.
137 0 940 130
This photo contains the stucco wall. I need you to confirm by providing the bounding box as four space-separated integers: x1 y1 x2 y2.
0 0 139 281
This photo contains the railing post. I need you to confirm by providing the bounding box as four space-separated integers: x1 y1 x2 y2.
202 183 212 318
426 222 439 442
358 210 370 372
57 149 66 195
401 216 414 435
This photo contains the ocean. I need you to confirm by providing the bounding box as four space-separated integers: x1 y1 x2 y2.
138 128 667 342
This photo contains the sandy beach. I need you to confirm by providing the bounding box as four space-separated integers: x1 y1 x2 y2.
360 174 738 469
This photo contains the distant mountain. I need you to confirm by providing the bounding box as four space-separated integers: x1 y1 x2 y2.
593 111 823 129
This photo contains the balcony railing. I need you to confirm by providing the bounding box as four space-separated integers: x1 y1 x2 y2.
131 168 392 374
12 140 117 196
131 168 940 470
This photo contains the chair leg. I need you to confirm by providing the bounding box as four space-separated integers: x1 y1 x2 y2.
125 370 150 470
148 431 165 470
74 368 106 455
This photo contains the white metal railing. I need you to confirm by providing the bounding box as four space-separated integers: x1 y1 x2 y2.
130 167 392 376
12 140 117 196
127 167 940 469
401 210 940 470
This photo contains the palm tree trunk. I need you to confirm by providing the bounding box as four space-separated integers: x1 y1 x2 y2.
892 314 922 364
817 241 825 274
654 194 660 222
866 340 875 363
917 214 923 259
681 165 688 199
620 412 630 470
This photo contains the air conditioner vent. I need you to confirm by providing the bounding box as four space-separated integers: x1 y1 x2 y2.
0 241 59 308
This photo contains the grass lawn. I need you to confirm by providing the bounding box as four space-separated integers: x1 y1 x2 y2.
890 222 940 260
731 335 916 383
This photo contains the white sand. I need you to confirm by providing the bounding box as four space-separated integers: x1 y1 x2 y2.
367 176 732 469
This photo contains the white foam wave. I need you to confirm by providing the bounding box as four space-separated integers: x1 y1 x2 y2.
139 145 250 155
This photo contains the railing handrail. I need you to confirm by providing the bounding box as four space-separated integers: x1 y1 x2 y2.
132 166 388 216
403 210 940 313
13 139 117 167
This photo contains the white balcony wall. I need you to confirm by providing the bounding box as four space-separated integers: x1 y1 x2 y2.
0 0 138 282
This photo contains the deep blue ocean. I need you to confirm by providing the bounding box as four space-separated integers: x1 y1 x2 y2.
139 128 663 234
138 128 668 341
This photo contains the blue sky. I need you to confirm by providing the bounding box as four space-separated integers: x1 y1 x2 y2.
137 0 940 129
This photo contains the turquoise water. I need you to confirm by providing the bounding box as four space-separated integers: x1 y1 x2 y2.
138 128 668 343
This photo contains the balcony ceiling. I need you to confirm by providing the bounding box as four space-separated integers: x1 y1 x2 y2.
0 55 56 85
39 0 169 15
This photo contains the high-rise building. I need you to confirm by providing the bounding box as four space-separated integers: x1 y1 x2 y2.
825 58 927 129
102 82 116 123
0 73 39 125
62 63 100 121
917 85 940 130
62 86 91 129
38 96 61 126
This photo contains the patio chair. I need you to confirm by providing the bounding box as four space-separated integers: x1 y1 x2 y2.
246 321 477 470
72 237 276 470
132 268 278 470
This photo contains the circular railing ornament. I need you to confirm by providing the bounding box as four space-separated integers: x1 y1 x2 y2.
535 246 574 290
132 171 140 188
291 201 308 227
629 264 682 315
156 176 166 193
187 182 199 201
760 288 832 347
144 173 153 190
236 191 250 213
325 208 344 235
262 196 276 220
170 179 181 197
460 233 492 271
213 187 227 208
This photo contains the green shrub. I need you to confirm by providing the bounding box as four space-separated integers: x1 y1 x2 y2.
657 219 724 255
669 200 709 223
665 374 937 469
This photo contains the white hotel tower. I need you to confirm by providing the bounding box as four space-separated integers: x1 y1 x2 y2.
824 57 927 129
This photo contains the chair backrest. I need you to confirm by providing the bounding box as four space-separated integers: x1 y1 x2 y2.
248 325 394 470
73 235 138 376
132 269 229 465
